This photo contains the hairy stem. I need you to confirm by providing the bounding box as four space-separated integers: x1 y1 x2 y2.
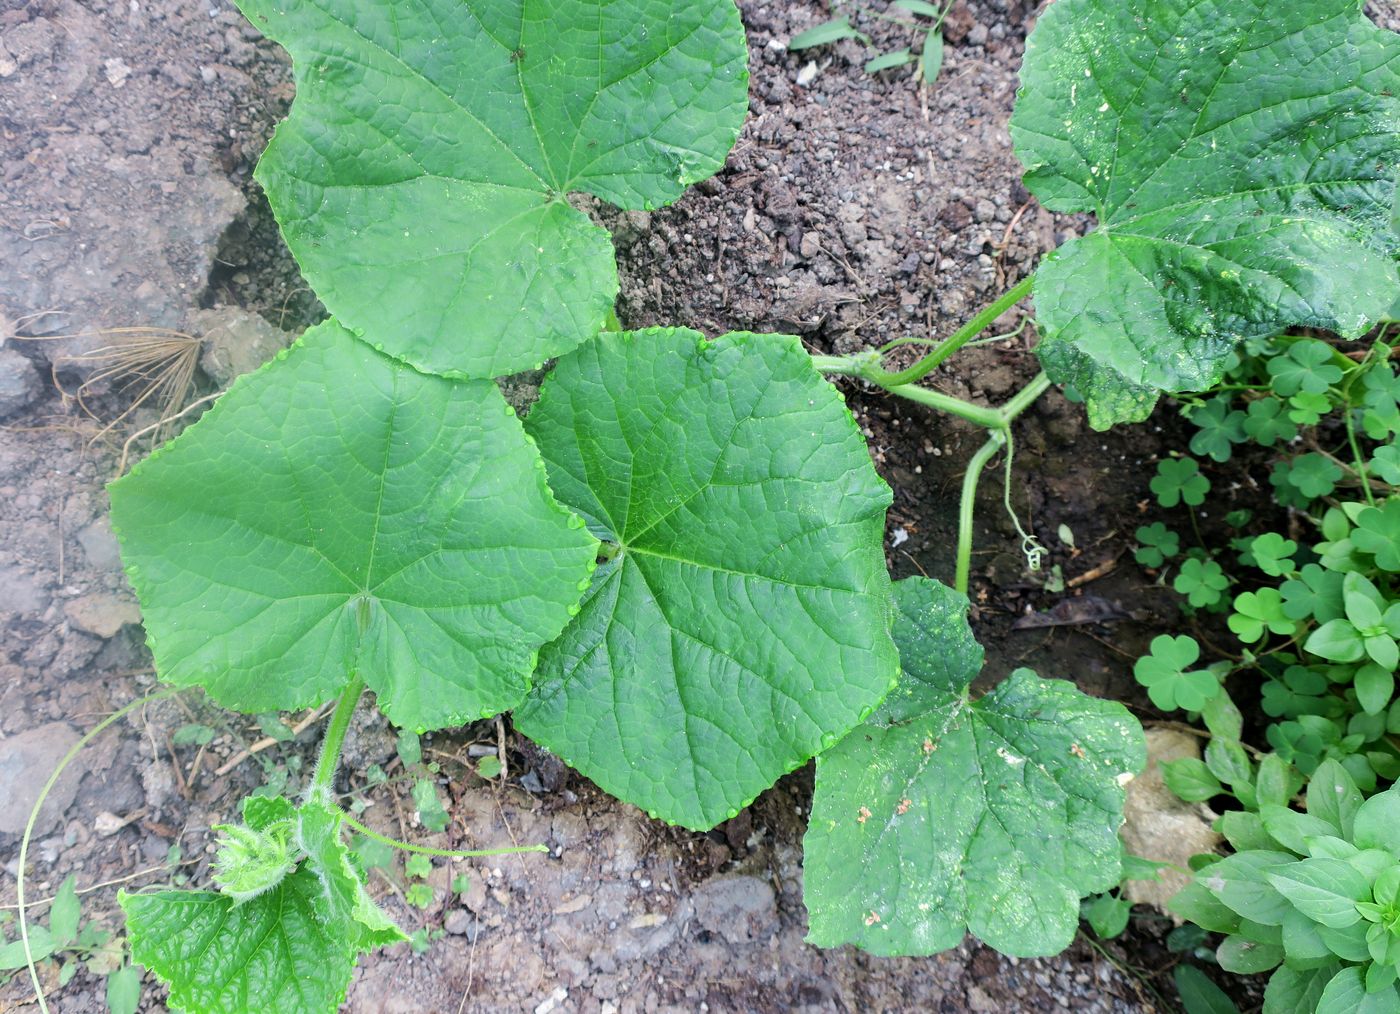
311 677 365 797
341 813 548 859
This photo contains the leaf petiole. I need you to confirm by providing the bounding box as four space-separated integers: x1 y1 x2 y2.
340 813 547 859
310 677 365 797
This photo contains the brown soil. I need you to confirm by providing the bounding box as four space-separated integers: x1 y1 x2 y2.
11 0 1381 1011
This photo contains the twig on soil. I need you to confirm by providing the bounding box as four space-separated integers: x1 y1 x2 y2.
1143 719 1268 759
0 860 197 912
212 701 334 776
1065 551 1122 589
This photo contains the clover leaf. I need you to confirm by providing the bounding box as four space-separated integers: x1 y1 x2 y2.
1010 0 1400 428
1151 457 1210 508
237 0 748 378
1352 500 1400 572
1134 634 1219 712
1362 367 1400 440
1229 589 1295 644
1187 397 1247 462
1287 391 1333 428
1282 453 1345 501
1174 557 1230 608
1134 522 1180 568
516 328 898 830
110 321 598 731
1247 533 1299 579
1243 398 1299 447
1267 341 1345 398
1281 564 1346 624
803 577 1144 957
1370 444 1400 486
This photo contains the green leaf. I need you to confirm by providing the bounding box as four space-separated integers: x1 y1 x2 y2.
48 875 80 947
1174 558 1230 608
1205 739 1252 789
237 0 748 379
1354 788 1400 856
1283 453 1345 501
1248 533 1298 578
1134 634 1219 711
411 779 449 833
106 964 142 1014
789 15 868 50
1243 398 1299 447
122 800 402 1014
1280 908 1335 967
1175 965 1240 1014
1009 0 1400 428
110 322 597 731
1081 893 1131 939
1267 858 1368 929
894 0 947 16
920 30 944 85
1358 664 1396 716
1151 457 1210 508
1162 757 1222 802
1307 619 1367 664
1134 521 1180 568
0 924 55 970
1372 443 1400 485
1169 880 1241 935
1263 964 1340 1014
517 329 898 830
1229 589 1295 644
1259 805 1335 856
122 871 354 1013
1268 341 1345 397
803 577 1144 957
1217 933 1284 974
1317 966 1400 1014
1201 690 1243 741
1199 850 1295 924
1353 500 1400 572
865 48 913 73
1188 397 1248 462
295 801 407 950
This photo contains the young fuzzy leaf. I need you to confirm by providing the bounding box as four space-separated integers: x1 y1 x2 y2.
121 868 355 1013
1010 0 1400 428
236 0 748 379
516 328 898 830
803 577 1145 957
121 798 401 1013
110 321 597 731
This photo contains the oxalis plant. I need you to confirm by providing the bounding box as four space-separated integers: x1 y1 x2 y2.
18 0 1400 1010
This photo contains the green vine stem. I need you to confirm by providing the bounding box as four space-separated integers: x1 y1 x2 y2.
340 813 548 859
18 687 183 1014
871 275 1034 387
311 677 365 796
956 433 1008 594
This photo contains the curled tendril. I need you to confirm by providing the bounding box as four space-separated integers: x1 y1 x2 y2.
211 819 299 905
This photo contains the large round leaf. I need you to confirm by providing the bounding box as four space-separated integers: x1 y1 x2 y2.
109 320 597 731
515 328 898 830
804 578 1145 956
237 0 749 379
1010 0 1400 428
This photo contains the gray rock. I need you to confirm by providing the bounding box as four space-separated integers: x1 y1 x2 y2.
0 566 49 616
64 593 141 638
188 306 293 386
0 723 84 835
77 516 123 572
0 347 42 418
692 875 778 945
